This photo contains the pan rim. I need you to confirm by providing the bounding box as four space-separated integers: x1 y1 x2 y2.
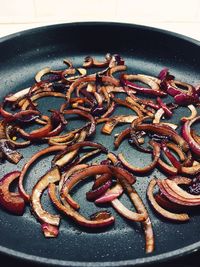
0 21 199 45
0 21 199 266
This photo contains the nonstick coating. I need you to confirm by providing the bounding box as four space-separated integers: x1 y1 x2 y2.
0 22 199 267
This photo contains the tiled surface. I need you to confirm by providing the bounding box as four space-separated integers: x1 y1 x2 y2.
0 0 199 40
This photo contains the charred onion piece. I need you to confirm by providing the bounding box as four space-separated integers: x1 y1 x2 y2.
0 105 40 123
21 91 65 111
90 210 112 221
60 164 89 210
113 98 143 117
114 127 130 149
83 55 109 68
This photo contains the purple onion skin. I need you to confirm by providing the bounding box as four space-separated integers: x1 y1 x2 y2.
50 110 66 128
110 54 124 66
100 159 111 165
46 74 61 82
17 114 40 123
86 180 112 201
96 74 104 86
182 117 200 156
91 105 106 117
158 68 169 80
195 85 200 96
189 176 200 195
52 82 66 91
174 93 199 106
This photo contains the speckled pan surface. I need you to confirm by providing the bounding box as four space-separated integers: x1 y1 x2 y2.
0 22 199 266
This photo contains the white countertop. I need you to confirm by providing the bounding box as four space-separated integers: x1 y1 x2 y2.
0 0 199 41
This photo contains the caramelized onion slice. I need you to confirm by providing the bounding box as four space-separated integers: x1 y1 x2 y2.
147 179 189 221
0 139 23 164
182 116 200 156
111 198 146 222
53 131 87 167
63 109 96 136
31 167 61 226
120 178 154 253
61 165 135 210
0 171 25 215
153 108 164 124
114 127 130 149
17 115 52 140
21 91 65 111
118 140 160 174
60 164 88 210
181 161 200 175
49 183 115 228
136 123 189 152
5 87 30 102
41 223 59 238
53 139 106 167
101 115 138 135
181 105 197 122
157 179 200 206
95 183 123 204
5 125 31 148
19 145 67 202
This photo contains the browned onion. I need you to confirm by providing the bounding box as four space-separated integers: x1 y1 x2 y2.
147 179 189 221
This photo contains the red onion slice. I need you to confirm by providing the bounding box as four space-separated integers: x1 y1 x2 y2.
147 179 189 221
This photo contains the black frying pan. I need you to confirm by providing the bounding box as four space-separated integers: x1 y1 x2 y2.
0 22 200 267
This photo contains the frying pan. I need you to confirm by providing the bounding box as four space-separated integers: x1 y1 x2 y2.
0 22 199 267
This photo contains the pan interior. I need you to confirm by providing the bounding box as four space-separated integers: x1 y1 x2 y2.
0 22 199 266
